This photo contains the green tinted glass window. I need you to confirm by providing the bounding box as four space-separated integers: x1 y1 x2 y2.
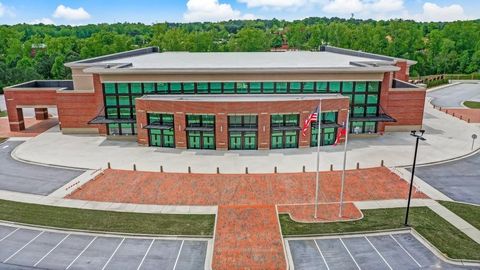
170 83 182 94
355 82 367 92
353 106 365 117
211 82 223 94
316 82 328 93
119 108 131 119
197 83 209 94
368 82 379 92
183 83 195 94
148 113 161 124
366 106 378 116
351 122 364 134
131 83 142 94
144 83 155 93
244 115 257 126
118 83 129 94
276 82 287 93
236 82 248 94
365 122 376 133
162 114 174 125
202 115 215 126
289 82 301 93
354 94 366 105
106 96 117 106
344 94 353 103
367 94 378 104
229 116 242 126
131 96 140 106
187 115 201 126
285 114 298 126
121 123 133 135
250 82 261 94
263 82 275 94
303 82 314 93
330 82 341 93
271 115 283 126
106 108 118 118
323 112 337 123
104 83 116 94
108 123 120 135
342 82 353 93
118 96 130 106
157 83 169 94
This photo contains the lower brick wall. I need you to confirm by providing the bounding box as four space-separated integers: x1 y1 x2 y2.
384 90 426 129
57 92 105 134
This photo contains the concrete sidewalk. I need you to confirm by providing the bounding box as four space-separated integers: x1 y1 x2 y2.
11 100 480 173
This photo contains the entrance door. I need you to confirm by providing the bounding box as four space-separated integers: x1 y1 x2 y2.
188 131 201 149
285 131 298 148
229 132 242 150
244 132 257 150
150 130 162 147
202 132 215 149
271 131 284 149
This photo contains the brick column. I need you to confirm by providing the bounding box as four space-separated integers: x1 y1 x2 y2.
299 111 310 148
136 109 148 146
258 112 270 150
7 105 25 131
378 72 392 133
34 108 49 120
175 112 187 149
215 113 228 150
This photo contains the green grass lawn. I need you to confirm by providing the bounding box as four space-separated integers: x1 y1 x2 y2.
464 101 480 109
280 207 480 261
0 110 7 117
439 201 480 230
0 199 215 236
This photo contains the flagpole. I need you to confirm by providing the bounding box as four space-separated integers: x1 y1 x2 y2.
314 100 322 219
339 110 350 217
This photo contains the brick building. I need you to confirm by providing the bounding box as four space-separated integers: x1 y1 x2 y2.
4 46 426 150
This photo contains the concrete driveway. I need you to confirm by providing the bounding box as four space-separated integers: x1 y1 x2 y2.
0 140 84 195
429 83 480 108
412 151 480 205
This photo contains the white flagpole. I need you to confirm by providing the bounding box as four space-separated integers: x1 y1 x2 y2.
339 110 350 217
314 100 322 219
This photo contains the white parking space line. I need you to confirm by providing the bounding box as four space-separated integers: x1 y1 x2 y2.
314 240 330 270
365 237 392 270
0 228 19 242
2 145 8 149
101 238 125 270
172 240 184 270
339 238 361 270
389 235 422 268
4 231 44 263
34 234 70 267
137 239 155 270
66 236 98 270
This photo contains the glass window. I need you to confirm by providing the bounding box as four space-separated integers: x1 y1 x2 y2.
131 96 140 106
108 124 120 135
131 83 142 94
271 115 284 126
183 83 195 94
353 106 365 117
170 83 182 94
276 82 287 93
148 113 161 124
157 83 169 94
118 96 130 106
323 111 337 123
162 114 174 125
118 83 129 94
354 94 366 105
289 82 301 93
223 82 235 94
342 82 353 93
329 82 341 93
250 82 262 94
355 82 367 92
144 83 155 94
106 108 118 119
187 115 201 126
104 83 116 94
119 108 132 119
303 82 314 93
368 82 379 93
105 96 117 106
236 82 248 94
212 82 224 94
366 106 378 116
121 123 134 135
244 115 257 126
285 114 299 126
197 83 209 94
351 122 364 134
202 115 215 126
229 116 242 127
316 82 328 93
263 82 275 94
365 122 376 133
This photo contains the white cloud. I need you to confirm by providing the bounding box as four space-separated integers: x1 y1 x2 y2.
0 2 15 18
53 5 90 21
184 0 255 22
238 0 307 9
30 18 55 25
412 2 469 22
323 0 363 14
322 0 405 15
368 0 404 13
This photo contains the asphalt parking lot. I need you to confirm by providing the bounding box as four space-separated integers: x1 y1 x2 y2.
286 231 478 270
0 141 85 195
0 224 209 270
429 83 480 108
412 152 480 205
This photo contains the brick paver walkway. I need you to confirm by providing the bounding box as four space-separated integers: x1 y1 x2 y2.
0 117 58 137
438 107 480 123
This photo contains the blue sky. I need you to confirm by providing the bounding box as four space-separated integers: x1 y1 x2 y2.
0 0 478 25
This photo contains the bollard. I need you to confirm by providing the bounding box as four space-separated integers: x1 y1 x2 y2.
356 162 360 169
160 165 163 173
303 165 306 173
133 164 136 171
217 167 220 174
460 115 463 120
381 160 384 167
330 164 333 171
274 166 277 173
452 112 455 117
468 118 471 123
245 167 249 174
107 162 111 169
188 166 191 173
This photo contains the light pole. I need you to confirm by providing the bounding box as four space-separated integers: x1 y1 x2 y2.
405 130 426 226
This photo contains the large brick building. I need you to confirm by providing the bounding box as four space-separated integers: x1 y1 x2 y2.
4 46 426 150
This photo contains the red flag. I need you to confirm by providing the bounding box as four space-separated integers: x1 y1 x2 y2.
334 127 347 145
302 107 319 136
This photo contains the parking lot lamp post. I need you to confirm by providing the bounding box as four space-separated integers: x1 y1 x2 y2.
405 130 426 226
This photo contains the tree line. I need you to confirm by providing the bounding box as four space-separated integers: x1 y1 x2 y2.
1 18 480 93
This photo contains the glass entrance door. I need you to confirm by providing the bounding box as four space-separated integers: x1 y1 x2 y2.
188 131 201 149
285 131 298 148
149 129 175 148
228 131 257 150
150 130 162 147
202 132 215 149
244 132 257 150
229 132 242 150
